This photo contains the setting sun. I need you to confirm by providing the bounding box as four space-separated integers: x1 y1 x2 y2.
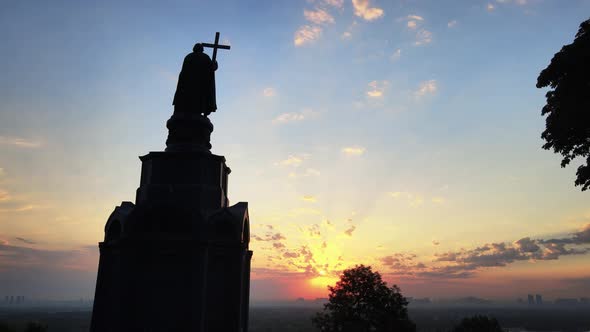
309 275 339 290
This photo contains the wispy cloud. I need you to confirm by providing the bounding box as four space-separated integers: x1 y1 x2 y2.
381 224 590 279
0 242 97 271
344 225 356 236
352 0 384 21
15 237 35 245
294 25 322 46
0 189 10 202
0 136 42 149
406 14 424 29
275 154 309 168
415 79 437 97
272 109 317 124
390 49 401 62
0 204 37 213
341 145 366 157
304 8 335 25
497 0 528 5
341 21 358 40
487 3 496 12
414 29 433 45
252 232 287 242
263 87 276 97
288 168 321 178
323 0 344 8
447 20 457 28
367 80 388 98
302 195 318 203
407 14 424 21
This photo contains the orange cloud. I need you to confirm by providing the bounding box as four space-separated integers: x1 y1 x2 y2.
344 225 356 236
415 79 437 96
352 0 383 21
294 25 322 46
304 8 335 25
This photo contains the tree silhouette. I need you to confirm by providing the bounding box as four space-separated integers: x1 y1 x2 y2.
23 322 48 332
451 315 503 332
0 322 14 332
312 265 416 332
537 18 590 190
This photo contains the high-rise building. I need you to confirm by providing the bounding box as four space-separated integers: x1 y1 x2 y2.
527 294 534 305
535 294 543 305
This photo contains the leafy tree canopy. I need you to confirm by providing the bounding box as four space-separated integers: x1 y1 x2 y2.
312 264 416 332
537 19 590 190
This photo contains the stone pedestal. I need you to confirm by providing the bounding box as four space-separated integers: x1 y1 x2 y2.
91 114 251 331
165 112 214 153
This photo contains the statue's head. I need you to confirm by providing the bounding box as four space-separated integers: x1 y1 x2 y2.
193 43 204 53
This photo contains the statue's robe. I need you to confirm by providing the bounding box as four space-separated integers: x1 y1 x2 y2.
173 51 217 115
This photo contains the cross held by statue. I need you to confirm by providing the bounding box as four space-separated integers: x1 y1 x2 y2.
202 32 230 62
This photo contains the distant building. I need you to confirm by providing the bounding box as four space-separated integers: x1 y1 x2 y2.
535 294 543 305
580 297 589 305
516 298 524 304
9 296 13 304
527 294 534 305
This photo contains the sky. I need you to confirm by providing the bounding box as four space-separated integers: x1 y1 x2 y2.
0 0 589 302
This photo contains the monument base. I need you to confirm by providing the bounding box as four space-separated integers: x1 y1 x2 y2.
90 150 251 332
166 113 213 153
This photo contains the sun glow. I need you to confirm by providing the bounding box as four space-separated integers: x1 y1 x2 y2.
309 275 339 289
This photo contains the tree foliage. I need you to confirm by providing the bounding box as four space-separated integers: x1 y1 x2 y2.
537 18 590 190
451 315 503 332
312 265 416 332
23 322 48 332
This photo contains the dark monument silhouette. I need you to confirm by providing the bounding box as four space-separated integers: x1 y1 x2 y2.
91 32 252 331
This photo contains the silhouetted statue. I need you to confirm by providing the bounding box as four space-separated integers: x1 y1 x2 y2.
91 32 252 332
173 33 230 116
173 43 218 116
165 33 231 152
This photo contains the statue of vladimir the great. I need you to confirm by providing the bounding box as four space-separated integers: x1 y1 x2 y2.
173 43 217 116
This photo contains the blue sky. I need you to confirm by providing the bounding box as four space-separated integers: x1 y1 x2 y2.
0 0 589 300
